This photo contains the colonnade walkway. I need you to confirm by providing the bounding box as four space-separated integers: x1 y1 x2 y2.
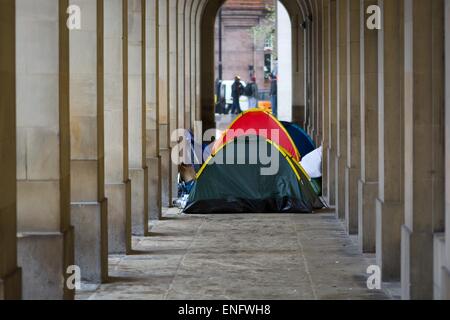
77 209 397 300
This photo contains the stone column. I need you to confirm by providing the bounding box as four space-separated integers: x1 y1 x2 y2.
336 0 348 220
69 0 108 283
178 0 186 131
128 0 149 236
322 0 330 201
302 19 311 127
401 0 445 300
169 0 179 203
375 0 404 281
192 0 201 127
0 0 22 300
177 0 187 132
358 0 378 253
315 1 323 145
198 2 208 123
304 19 310 132
311 12 316 135
146 0 162 220
292 14 306 127
198 0 213 133
189 0 195 126
432 0 448 298
444 0 450 300
193 0 205 132
16 0 74 299
311 1 319 143
344 0 360 235
328 0 337 207
105 0 132 253
307 15 314 135
184 0 194 129
158 0 171 207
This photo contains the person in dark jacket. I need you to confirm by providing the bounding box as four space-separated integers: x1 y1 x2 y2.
246 76 259 108
231 76 245 115
270 73 278 118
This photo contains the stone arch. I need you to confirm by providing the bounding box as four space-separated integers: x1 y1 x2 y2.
198 0 312 131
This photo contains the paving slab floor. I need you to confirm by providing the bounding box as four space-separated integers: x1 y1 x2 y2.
77 209 396 300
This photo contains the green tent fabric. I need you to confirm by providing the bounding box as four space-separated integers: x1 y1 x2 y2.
184 135 322 214
310 178 322 196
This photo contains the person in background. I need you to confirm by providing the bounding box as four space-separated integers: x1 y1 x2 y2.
270 73 278 118
246 76 259 108
214 78 223 114
230 75 245 115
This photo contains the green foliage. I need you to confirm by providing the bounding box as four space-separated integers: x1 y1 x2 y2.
251 4 277 58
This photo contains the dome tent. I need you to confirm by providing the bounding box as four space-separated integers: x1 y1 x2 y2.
184 135 322 214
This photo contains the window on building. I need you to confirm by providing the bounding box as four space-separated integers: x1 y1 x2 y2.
264 35 273 50
264 53 272 79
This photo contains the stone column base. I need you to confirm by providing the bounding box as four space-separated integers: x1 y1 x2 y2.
322 145 329 203
130 167 149 236
336 155 346 220
357 179 378 253
147 156 162 220
345 166 359 235
18 228 74 300
327 147 336 206
160 148 171 207
71 199 108 283
375 199 403 282
401 225 411 300
106 181 131 254
433 233 447 299
0 267 22 300
442 266 450 300
401 225 433 300
171 160 178 206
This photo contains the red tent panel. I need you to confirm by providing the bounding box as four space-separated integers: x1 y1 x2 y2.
212 110 300 161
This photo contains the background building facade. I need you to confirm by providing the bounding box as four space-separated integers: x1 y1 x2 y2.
214 0 275 90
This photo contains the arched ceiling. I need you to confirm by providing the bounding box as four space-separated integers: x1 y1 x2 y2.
194 0 318 24
184 0 320 130
175 0 321 36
